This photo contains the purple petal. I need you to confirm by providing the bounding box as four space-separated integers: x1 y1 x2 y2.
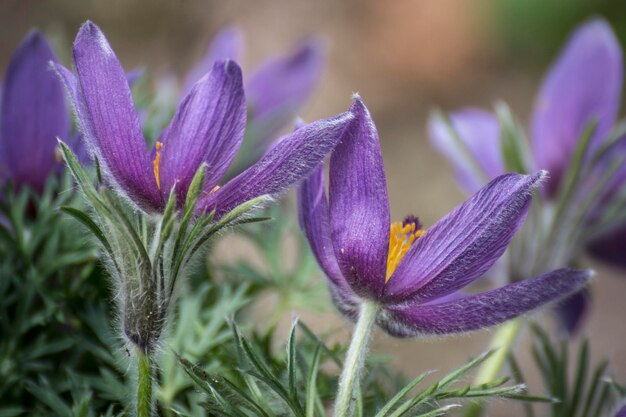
384 172 545 304
379 268 591 337
298 164 351 292
1 31 68 191
158 60 246 202
197 110 353 217
183 26 243 95
73 21 159 210
587 225 626 269
615 405 626 417
531 19 623 194
553 288 590 336
247 37 325 126
428 109 503 193
329 97 390 299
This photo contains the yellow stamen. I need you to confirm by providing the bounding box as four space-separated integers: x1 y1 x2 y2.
153 141 163 190
385 221 425 282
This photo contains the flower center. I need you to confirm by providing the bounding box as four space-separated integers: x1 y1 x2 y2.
385 216 424 282
153 141 163 190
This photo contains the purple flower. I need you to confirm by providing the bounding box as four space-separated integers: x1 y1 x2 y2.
616 404 626 417
0 31 69 192
429 19 624 333
430 19 622 197
299 97 590 336
54 22 349 215
185 27 326 176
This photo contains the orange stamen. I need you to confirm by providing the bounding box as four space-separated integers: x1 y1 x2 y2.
153 141 163 190
385 221 425 282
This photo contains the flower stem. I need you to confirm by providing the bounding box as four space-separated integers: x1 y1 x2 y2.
136 348 154 417
464 318 523 417
333 300 380 417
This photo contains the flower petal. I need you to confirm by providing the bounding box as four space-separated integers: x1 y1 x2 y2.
158 60 246 202
428 109 503 193
247 38 325 126
298 164 351 292
384 172 544 304
197 110 353 217
73 21 158 209
531 19 623 194
379 268 591 337
329 97 390 299
1 31 68 191
183 26 243 94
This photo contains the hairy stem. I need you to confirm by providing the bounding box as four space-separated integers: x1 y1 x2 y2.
136 348 154 417
464 318 523 417
333 300 380 417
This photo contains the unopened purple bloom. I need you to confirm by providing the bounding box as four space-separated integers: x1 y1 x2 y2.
185 28 326 175
299 97 590 336
0 31 69 192
56 22 349 215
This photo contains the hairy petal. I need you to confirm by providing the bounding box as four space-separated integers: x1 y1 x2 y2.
1 31 68 191
379 269 591 337
428 109 503 193
384 172 544 304
158 60 246 201
298 164 351 292
73 21 159 209
329 97 390 299
531 19 623 194
197 110 353 217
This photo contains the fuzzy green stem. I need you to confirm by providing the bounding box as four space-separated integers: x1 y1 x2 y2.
136 348 154 417
464 318 523 417
333 301 380 417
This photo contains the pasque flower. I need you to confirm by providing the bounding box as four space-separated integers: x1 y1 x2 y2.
1 31 70 192
183 26 325 177
301 97 590 417
301 96 590 336
430 19 622 198
428 19 624 333
53 21 349 216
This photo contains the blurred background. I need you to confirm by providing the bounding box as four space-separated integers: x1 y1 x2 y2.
2 0 626 415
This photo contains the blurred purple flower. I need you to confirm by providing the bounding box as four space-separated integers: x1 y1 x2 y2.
0 31 69 192
429 19 624 333
185 27 326 177
54 22 350 216
616 404 626 417
430 18 622 197
299 97 590 336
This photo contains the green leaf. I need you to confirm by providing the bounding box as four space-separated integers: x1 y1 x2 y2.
375 371 433 417
496 101 530 174
305 344 322 417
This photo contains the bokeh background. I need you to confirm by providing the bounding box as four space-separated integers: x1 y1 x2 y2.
2 1 626 415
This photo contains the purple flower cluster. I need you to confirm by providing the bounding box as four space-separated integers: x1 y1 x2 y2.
1 20 596 341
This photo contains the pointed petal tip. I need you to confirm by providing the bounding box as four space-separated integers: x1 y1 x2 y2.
74 21 112 56
349 93 370 117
